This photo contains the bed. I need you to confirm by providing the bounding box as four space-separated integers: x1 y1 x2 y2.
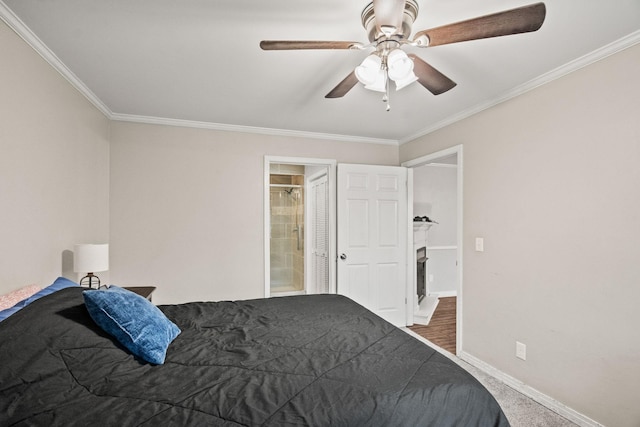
0 282 510 426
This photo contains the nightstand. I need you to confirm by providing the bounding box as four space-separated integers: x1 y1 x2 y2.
124 286 156 302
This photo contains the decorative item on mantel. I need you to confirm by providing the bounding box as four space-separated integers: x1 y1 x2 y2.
73 244 109 289
414 216 438 231
413 216 438 223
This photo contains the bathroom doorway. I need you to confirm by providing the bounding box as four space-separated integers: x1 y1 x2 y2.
264 157 336 298
269 167 305 294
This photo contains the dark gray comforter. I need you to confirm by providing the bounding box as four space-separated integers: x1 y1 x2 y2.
0 287 509 426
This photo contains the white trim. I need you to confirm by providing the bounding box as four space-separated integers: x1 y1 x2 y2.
0 2 112 118
0 1 398 146
459 351 604 427
117 29 640 145
263 157 271 298
111 114 399 145
406 168 415 326
425 163 458 169
427 245 457 251
264 156 337 298
404 326 603 427
402 144 464 355
402 145 462 168
431 290 457 298
457 148 464 356
399 30 640 145
4 0 638 146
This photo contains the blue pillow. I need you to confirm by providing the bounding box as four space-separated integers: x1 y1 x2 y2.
0 277 78 322
83 286 180 364
0 305 24 322
21 276 78 306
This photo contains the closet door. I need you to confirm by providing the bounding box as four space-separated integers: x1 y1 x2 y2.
309 173 329 293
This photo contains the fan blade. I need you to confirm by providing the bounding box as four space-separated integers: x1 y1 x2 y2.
373 0 406 36
413 2 546 47
260 40 361 50
409 54 456 95
325 71 359 98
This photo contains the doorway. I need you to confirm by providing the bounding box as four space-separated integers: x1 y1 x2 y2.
269 166 305 294
402 145 463 355
264 156 336 298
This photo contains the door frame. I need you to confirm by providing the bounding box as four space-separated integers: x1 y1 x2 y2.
264 156 337 298
402 144 463 355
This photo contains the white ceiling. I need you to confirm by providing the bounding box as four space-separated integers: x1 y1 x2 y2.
2 0 639 144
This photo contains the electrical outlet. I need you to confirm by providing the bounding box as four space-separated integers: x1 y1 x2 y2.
428 274 434 283
475 237 484 252
516 341 527 361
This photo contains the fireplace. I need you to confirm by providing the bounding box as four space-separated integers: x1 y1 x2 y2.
416 246 427 302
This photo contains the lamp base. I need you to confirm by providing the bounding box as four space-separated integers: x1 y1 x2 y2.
79 273 101 289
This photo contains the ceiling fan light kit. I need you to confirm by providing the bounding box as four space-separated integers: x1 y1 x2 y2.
260 1 546 110
355 49 418 97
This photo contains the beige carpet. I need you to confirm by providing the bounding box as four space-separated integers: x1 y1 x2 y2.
402 328 579 427
457 359 578 427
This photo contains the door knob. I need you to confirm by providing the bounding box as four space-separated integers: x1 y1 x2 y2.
340 253 347 260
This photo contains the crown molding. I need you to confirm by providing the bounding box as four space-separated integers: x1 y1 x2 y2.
399 29 640 145
1 0 397 146
1 1 397 146
0 1 113 118
4 0 637 147
110 113 399 145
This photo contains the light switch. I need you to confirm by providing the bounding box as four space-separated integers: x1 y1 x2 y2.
475 237 484 252
516 341 527 360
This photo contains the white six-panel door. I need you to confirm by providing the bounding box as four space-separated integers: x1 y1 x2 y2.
337 164 408 326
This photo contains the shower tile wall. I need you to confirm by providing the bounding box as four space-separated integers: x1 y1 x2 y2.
270 168 304 292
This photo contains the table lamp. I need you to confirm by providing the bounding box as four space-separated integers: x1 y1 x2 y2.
74 243 109 288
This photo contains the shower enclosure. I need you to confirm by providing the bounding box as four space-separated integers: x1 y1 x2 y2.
269 169 304 294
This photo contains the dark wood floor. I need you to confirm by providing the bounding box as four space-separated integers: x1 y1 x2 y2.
409 297 456 354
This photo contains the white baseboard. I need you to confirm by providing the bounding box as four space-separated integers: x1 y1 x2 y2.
459 351 604 427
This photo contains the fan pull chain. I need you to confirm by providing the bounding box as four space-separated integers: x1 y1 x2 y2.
383 68 391 111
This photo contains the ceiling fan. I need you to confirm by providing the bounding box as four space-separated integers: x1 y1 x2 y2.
260 1 546 109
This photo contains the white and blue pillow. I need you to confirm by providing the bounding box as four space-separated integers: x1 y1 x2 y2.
0 277 77 322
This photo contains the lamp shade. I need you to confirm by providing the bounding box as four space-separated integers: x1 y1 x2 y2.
74 244 109 273
387 49 414 82
364 69 387 93
355 54 382 86
393 72 418 90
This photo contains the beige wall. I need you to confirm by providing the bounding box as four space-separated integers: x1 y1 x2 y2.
108 121 398 304
400 44 640 427
0 21 110 292
5 11 639 424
